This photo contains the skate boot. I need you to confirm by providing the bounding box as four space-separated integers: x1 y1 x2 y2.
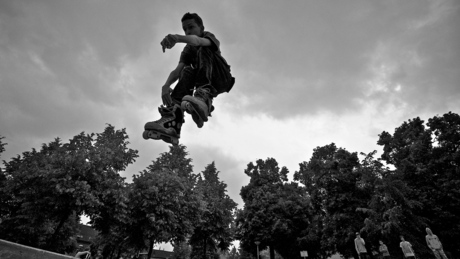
143 104 184 145
181 87 214 128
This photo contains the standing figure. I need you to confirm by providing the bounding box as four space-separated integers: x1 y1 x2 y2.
379 240 390 259
354 232 369 259
144 12 235 145
425 228 448 259
399 236 416 259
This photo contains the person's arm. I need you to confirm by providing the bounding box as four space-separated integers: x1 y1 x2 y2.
161 34 211 52
175 35 211 46
437 236 443 250
161 62 185 106
400 243 405 257
409 243 414 254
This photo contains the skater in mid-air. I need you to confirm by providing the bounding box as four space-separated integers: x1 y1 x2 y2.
144 12 235 144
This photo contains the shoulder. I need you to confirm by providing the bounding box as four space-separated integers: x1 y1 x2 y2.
203 31 216 37
202 31 220 50
203 31 219 42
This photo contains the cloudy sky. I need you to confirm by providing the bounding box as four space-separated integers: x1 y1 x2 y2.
1 0 459 224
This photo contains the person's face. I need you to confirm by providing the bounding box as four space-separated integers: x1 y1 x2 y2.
426 228 433 235
182 19 202 36
379 241 383 245
400 237 405 241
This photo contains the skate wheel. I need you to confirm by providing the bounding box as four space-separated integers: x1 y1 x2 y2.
142 130 149 139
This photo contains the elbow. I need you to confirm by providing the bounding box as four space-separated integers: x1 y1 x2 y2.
189 35 202 46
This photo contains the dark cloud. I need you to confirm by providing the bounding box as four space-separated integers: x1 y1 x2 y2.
0 0 160 152
1 0 459 211
221 0 460 120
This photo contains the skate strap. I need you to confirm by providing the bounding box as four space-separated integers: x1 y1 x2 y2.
195 88 213 115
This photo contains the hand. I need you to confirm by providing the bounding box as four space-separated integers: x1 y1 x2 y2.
161 34 178 53
161 85 173 106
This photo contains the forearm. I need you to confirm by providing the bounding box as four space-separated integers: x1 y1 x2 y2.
174 34 211 47
163 70 180 87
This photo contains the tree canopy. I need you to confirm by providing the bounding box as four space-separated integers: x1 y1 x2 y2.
0 112 459 259
189 162 237 259
0 125 138 253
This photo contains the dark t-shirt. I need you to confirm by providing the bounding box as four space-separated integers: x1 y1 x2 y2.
179 31 229 68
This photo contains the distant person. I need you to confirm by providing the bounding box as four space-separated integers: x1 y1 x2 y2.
425 228 448 259
399 236 415 258
379 240 390 259
354 232 369 259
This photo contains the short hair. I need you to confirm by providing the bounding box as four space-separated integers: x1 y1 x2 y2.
181 12 204 31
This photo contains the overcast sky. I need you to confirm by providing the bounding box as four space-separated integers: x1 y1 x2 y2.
1 0 459 241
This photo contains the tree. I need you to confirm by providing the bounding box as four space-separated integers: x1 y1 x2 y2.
128 145 204 259
172 240 192 259
0 135 5 157
189 162 237 259
377 112 460 258
236 158 288 259
356 151 425 256
0 125 138 253
293 143 370 258
237 158 310 259
0 136 8 224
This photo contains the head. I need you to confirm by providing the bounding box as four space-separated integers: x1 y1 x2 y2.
181 12 204 36
400 235 405 241
356 232 360 238
379 240 384 245
426 227 433 235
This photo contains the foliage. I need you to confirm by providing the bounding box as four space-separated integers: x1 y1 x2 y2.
237 158 311 259
0 135 6 156
353 150 425 257
189 162 237 259
293 143 370 258
1 111 459 259
172 241 192 259
0 135 8 224
375 112 460 258
128 145 204 259
0 125 138 253
227 246 240 259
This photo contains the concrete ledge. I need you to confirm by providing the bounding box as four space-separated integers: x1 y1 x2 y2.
0 239 74 259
